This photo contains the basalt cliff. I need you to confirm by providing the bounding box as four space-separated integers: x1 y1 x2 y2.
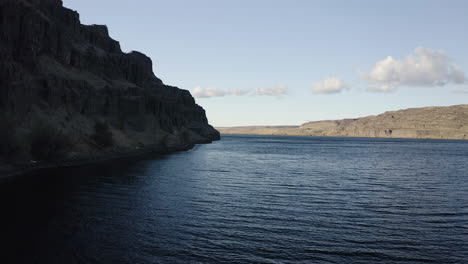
218 105 468 140
0 0 219 167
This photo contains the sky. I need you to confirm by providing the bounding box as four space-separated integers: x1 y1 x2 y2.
63 0 468 126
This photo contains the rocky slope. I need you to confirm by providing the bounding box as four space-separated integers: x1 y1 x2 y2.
0 0 219 165
218 105 468 140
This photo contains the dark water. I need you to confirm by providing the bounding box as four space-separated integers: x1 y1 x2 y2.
1 135 468 263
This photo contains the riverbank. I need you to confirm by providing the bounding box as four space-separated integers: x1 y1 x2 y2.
0 142 197 182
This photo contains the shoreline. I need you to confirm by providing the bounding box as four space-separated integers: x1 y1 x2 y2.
0 142 198 183
220 133 468 141
216 105 468 141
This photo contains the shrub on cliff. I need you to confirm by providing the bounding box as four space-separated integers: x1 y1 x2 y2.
29 120 72 161
91 120 113 148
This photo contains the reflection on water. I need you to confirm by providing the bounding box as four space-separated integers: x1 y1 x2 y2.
1 135 468 263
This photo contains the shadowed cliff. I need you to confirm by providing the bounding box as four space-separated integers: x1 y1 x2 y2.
218 105 468 140
0 0 219 165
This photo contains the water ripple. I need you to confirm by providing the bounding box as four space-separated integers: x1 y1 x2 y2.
1 135 468 263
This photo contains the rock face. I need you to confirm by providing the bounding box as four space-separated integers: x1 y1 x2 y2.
0 0 219 162
218 105 468 140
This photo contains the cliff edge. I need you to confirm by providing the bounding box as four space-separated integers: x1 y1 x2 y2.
0 0 219 167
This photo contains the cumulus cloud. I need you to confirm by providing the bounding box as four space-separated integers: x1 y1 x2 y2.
312 77 349 94
363 47 466 92
192 85 288 98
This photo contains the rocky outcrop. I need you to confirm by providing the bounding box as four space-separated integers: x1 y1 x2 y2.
0 0 219 164
218 105 468 140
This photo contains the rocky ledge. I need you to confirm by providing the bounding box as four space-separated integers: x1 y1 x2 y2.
0 0 219 171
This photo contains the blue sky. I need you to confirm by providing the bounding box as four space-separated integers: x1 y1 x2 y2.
64 0 468 126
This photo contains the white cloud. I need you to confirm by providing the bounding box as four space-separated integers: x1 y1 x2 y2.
192 86 229 98
231 88 250 96
192 85 289 98
254 85 288 96
363 47 466 92
312 77 349 94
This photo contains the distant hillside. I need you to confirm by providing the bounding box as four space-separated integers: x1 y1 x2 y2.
218 105 468 140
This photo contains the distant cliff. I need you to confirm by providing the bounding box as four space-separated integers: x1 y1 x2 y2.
218 105 468 140
0 0 219 165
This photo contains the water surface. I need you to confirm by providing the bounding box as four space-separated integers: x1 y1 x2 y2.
1 135 468 263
